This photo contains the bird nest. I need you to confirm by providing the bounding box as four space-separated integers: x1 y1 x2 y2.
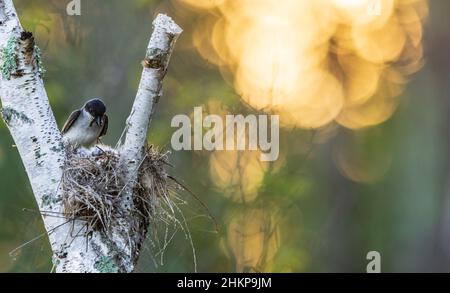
61 145 169 233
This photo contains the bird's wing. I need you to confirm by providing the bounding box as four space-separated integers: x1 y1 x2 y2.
99 114 108 137
61 110 81 134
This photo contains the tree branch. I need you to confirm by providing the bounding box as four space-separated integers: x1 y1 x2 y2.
119 14 182 210
0 0 71 268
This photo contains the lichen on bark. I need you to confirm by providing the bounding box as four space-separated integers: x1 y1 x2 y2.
34 45 45 77
94 255 119 273
0 36 19 80
1 106 32 125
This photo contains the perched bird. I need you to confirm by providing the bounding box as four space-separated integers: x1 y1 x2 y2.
62 98 108 148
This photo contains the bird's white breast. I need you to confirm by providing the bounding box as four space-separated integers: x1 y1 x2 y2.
63 110 102 148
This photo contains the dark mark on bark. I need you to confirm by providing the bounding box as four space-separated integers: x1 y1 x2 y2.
20 31 35 66
50 141 65 153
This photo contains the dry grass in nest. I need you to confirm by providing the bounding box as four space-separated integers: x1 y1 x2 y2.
61 145 208 270
62 145 170 233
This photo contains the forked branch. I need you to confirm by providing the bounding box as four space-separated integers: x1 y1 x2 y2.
0 0 181 273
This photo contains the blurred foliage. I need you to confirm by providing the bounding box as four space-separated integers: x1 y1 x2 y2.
2 0 450 273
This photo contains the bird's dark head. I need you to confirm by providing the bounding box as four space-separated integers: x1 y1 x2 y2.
84 98 106 117
84 98 106 127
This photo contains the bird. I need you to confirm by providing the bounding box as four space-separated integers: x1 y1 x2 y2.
61 98 108 148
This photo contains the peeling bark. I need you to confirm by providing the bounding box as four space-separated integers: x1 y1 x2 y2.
0 0 181 273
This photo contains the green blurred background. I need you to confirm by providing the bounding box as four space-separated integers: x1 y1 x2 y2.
1 0 449 272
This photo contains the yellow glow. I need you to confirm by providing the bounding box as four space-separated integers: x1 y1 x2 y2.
226 208 280 272
209 150 268 203
179 0 428 130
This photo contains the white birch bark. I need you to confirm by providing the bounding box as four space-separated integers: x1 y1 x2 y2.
119 14 182 209
0 0 181 273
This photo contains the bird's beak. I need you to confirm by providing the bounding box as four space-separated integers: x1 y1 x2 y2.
95 116 102 127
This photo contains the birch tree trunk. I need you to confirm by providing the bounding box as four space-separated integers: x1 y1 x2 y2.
0 0 181 273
